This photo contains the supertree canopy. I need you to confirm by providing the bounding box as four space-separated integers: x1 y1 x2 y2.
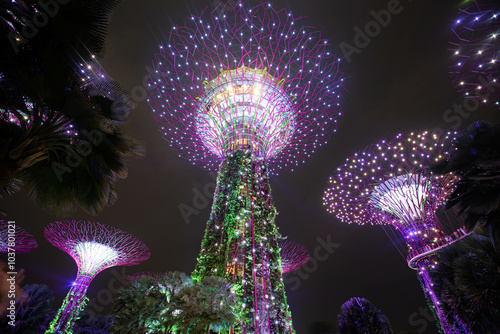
449 1 500 109
278 239 310 274
323 131 470 334
148 2 344 174
148 2 344 333
0 220 37 253
44 220 150 334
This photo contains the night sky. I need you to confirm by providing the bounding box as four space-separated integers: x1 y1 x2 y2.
2 0 500 333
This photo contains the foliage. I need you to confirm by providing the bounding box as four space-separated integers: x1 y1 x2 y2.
74 313 114 334
192 149 295 333
430 121 500 247
0 284 54 333
429 233 500 332
112 272 239 334
0 0 143 217
337 297 393 334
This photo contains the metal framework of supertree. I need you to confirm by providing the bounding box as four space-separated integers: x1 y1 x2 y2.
0 220 37 253
449 1 499 109
44 220 150 334
323 131 471 334
147 2 344 333
278 239 310 274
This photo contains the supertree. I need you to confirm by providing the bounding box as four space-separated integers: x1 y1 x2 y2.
449 1 500 109
323 131 471 334
44 220 150 334
278 239 310 274
147 1 344 332
0 220 37 253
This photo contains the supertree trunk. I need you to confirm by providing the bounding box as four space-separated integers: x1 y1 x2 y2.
192 149 294 334
45 274 92 334
417 257 471 334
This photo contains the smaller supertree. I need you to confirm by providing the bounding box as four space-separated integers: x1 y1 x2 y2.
0 220 37 253
44 220 150 334
337 297 393 334
449 1 500 109
323 131 471 333
278 239 310 274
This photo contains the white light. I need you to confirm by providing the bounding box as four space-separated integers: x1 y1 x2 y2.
74 242 119 275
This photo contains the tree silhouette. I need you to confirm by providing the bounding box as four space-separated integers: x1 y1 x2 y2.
337 297 393 334
430 121 500 247
0 0 143 217
429 231 500 332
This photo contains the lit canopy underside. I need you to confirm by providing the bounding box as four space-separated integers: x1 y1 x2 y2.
74 241 119 276
370 174 431 225
197 67 295 157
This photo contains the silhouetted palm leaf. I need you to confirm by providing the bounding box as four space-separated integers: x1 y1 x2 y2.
429 121 500 246
0 0 143 217
429 233 500 332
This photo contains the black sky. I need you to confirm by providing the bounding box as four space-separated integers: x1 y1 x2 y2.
2 0 500 333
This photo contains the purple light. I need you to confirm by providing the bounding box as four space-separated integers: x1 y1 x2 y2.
278 239 310 273
44 220 150 334
448 1 500 109
0 220 37 254
147 1 344 174
323 131 465 333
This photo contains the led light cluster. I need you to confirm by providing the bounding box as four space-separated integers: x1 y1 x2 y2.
148 1 344 174
449 1 500 109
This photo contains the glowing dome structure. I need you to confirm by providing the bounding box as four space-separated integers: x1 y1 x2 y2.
449 1 500 109
44 220 150 334
323 131 469 334
148 2 343 173
0 220 37 253
278 239 310 274
148 2 344 333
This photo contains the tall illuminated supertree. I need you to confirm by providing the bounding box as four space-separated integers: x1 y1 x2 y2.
323 131 471 334
0 220 37 253
147 2 344 332
449 1 499 109
44 220 150 334
278 239 310 274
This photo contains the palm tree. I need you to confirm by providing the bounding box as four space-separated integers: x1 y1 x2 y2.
0 0 143 217
0 284 55 333
429 232 500 333
430 121 500 247
337 297 393 334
